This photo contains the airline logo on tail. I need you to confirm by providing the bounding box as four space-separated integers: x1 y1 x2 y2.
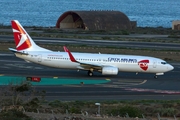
138 60 149 71
11 20 32 51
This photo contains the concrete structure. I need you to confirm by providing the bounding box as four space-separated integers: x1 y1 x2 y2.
172 20 180 30
56 10 132 31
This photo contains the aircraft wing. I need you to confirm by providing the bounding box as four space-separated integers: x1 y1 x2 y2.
77 61 102 70
63 46 108 70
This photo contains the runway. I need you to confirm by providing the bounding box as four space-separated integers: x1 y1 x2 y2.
0 53 180 101
1 35 180 50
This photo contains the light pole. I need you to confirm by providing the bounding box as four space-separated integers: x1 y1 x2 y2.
95 103 101 116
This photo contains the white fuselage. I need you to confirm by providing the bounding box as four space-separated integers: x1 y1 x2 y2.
10 20 174 77
15 51 173 74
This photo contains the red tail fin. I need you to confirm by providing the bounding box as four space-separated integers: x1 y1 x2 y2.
11 20 32 51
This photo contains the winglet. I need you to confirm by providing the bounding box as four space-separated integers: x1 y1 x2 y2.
63 46 77 62
63 46 68 52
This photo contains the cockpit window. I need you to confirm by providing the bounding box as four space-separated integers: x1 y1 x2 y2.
161 62 167 65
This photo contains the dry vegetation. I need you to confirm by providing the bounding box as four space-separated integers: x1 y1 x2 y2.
0 82 180 120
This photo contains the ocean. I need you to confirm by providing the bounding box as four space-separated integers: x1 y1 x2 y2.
0 0 180 28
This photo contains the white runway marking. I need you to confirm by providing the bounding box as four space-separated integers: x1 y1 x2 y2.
0 60 25 63
0 54 13 56
125 88 180 94
4 63 43 69
97 79 147 88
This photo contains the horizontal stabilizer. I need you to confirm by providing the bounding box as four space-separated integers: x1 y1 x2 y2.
9 48 28 55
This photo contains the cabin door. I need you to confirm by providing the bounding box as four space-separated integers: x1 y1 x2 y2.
153 59 157 68
38 54 42 62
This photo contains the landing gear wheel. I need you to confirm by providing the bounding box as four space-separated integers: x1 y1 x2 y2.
154 75 158 79
88 71 93 77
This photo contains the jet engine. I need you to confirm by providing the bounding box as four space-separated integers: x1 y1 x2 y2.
102 66 118 75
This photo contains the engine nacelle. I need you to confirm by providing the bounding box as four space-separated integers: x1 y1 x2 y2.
102 66 118 75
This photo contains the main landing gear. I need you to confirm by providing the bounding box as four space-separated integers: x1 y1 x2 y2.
154 75 158 79
88 70 93 76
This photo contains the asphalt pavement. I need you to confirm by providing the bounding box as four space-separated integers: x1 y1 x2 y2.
0 53 180 101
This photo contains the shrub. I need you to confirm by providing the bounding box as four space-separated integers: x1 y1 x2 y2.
108 105 142 117
154 108 177 117
69 106 81 114
121 30 129 35
15 82 31 92
0 109 31 120
24 97 40 111
101 36 111 40
49 100 63 108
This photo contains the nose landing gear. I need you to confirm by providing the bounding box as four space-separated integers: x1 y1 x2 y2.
154 73 164 79
88 70 93 76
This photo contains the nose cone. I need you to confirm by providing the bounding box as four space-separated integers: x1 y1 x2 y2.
168 64 174 71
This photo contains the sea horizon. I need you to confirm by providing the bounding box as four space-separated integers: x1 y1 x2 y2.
0 0 180 28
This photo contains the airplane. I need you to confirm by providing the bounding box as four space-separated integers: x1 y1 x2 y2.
9 20 174 78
